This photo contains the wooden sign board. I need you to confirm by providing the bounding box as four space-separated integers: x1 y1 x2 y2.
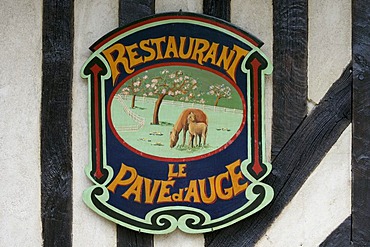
81 12 273 234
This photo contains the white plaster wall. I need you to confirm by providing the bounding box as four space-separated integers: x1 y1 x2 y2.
308 0 352 106
155 0 203 13
256 126 351 247
72 1 118 246
0 0 43 246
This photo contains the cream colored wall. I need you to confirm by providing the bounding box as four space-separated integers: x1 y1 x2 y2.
0 1 43 246
256 127 351 246
308 0 352 106
156 0 202 13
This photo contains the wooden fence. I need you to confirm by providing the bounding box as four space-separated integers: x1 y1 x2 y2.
115 95 146 132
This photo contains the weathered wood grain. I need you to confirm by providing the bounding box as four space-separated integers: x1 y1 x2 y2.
116 1 155 246
41 0 74 246
271 0 308 159
352 0 370 245
119 0 155 25
203 0 230 21
205 64 351 247
319 216 351 247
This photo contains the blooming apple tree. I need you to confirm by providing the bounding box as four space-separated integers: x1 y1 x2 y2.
143 68 202 125
207 84 232 106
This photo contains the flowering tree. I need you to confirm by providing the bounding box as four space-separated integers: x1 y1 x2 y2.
121 74 148 108
208 84 232 106
143 69 201 125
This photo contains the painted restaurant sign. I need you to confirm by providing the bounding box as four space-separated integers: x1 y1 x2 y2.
81 12 273 234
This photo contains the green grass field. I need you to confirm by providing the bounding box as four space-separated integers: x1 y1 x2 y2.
110 96 244 159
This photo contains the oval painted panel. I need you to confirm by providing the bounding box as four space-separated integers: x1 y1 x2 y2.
109 65 246 161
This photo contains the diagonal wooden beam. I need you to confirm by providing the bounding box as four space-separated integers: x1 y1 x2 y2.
116 1 155 246
319 216 351 246
205 63 352 247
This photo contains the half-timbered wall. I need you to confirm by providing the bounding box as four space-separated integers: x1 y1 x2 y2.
1 0 365 246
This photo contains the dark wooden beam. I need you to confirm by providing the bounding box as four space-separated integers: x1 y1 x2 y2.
352 0 370 245
271 0 308 159
41 0 74 246
116 1 155 246
205 64 352 247
203 0 230 21
319 216 351 247
119 0 155 25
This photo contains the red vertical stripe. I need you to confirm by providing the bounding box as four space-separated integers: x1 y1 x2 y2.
251 58 263 175
91 64 103 179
